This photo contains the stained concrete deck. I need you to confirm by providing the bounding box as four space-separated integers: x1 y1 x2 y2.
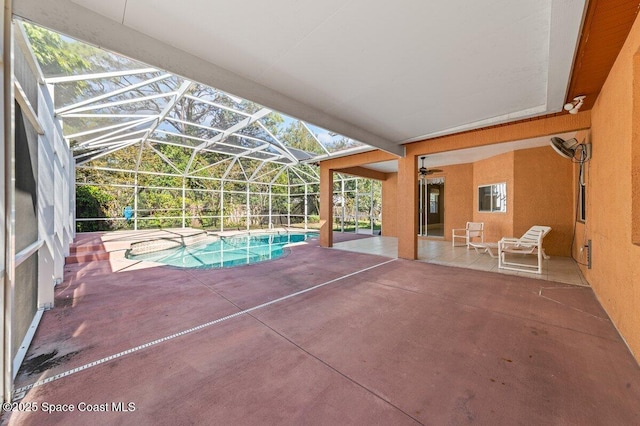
4 230 640 425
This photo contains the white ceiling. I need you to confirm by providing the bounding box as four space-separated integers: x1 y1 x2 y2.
14 0 587 156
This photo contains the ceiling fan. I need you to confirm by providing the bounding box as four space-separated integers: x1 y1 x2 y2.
419 156 443 178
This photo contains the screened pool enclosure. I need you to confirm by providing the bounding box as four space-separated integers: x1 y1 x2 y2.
22 23 383 234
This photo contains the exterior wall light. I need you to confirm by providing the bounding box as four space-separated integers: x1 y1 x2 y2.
564 95 586 114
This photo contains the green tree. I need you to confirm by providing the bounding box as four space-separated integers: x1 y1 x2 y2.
279 121 325 155
25 23 342 232
75 185 115 231
23 23 90 76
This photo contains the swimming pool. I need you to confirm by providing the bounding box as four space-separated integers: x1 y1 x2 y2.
126 231 318 269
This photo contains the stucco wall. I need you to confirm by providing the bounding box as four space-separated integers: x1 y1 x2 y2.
473 152 515 242
514 147 574 256
439 163 474 239
585 12 640 361
381 173 398 237
465 148 574 255
572 130 590 265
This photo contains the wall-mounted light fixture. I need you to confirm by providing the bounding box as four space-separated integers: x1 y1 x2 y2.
563 95 586 114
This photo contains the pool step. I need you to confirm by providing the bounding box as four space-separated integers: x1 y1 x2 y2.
67 240 117 264
66 249 112 264
69 243 106 254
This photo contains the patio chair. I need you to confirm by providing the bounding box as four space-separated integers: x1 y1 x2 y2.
452 222 484 248
498 226 552 274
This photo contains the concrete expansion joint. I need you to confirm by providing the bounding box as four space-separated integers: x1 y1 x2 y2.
537 287 610 322
11 258 397 400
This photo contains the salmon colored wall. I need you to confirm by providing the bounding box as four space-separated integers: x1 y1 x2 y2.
319 151 398 247
404 147 575 254
513 147 574 256
583 12 640 361
397 155 418 259
319 164 333 247
473 152 514 242
571 130 591 264
382 173 398 237
633 54 640 246
398 162 473 247
391 110 589 261
430 163 474 240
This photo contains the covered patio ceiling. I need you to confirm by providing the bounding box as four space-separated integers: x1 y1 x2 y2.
13 0 640 174
14 0 593 158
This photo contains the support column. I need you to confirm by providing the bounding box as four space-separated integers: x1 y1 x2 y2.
268 184 272 229
134 142 144 231
355 179 359 234
370 180 374 234
220 181 224 231
341 179 345 232
133 175 138 231
319 163 333 247
381 173 398 237
397 155 417 259
245 184 250 231
181 177 186 228
304 184 308 230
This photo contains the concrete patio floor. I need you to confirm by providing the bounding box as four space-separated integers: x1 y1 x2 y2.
3 230 639 425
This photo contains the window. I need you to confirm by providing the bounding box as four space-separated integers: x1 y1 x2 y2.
478 183 507 212
429 188 439 213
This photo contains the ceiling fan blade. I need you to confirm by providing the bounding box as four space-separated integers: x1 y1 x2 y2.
418 157 443 176
421 168 443 175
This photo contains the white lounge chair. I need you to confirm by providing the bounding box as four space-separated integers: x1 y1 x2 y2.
452 222 484 248
469 241 499 258
498 226 552 274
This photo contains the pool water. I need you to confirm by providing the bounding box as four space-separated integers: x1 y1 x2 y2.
126 232 318 269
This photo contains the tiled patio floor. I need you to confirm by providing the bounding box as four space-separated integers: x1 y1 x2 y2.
333 235 588 286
